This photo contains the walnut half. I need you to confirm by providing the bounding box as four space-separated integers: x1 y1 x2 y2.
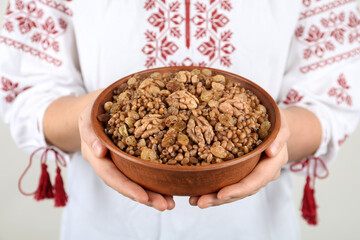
218 93 249 116
166 90 199 110
134 114 165 138
138 78 165 96
187 116 215 145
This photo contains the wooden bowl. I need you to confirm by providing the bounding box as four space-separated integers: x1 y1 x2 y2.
91 66 280 196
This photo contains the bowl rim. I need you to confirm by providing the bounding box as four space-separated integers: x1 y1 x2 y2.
91 66 281 173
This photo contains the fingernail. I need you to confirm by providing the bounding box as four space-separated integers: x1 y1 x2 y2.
217 193 231 200
203 202 213 208
92 140 102 157
221 196 231 201
269 142 279 155
168 202 175 210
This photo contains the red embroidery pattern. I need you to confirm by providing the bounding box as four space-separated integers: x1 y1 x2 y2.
295 4 360 74
283 89 304 105
37 0 73 16
167 58 207 67
142 0 235 68
338 134 348 145
328 73 352 106
295 11 360 60
299 46 360 73
143 31 179 68
0 36 63 67
302 0 324 8
193 1 235 67
299 0 355 20
1 76 31 103
1 0 72 67
147 2 183 37
4 0 68 53
143 0 183 68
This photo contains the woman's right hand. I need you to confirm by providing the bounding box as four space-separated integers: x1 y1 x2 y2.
78 92 175 211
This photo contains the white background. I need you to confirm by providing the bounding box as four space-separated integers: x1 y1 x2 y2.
0 1 359 239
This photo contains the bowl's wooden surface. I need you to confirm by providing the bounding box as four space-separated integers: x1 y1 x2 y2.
91 66 280 196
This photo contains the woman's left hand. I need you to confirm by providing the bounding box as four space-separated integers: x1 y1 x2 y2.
189 109 290 208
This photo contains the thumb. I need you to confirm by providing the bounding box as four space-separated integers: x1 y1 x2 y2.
265 109 290 157
79 99 108 158
91 138 108 158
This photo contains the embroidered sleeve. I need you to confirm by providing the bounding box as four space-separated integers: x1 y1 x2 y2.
279 0 360 172
0 0 85 157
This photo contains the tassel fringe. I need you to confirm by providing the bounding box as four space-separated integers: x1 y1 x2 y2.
54 167 68 207
290 157 329 226
301 176 317 225
34 163 54 200
18 147 68 207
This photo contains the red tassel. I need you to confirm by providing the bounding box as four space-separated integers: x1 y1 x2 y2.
301 176 317 225
54 167 68 207
290 157 328 225
34 163 54 200
19 147 68 206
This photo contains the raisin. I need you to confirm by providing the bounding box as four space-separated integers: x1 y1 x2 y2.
259 121 271 139
125 136 137 146
119 125 129 137
256 104 267 114
104 101 113 111
212 74 225 83
150 72 162 80
210 146 228 159
141 147 158 161
127 77 137 85
200 90 213 102
117 83 128 92
173 120 186 132
201 69 212 77
218 114 235 127
161 129 177 147
177 133 189 146
97 113 110 123
165 115 178 128
125 117 136 128
166 81 183 93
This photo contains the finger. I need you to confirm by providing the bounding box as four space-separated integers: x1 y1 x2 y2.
164 195 175 210
196 193 218 209
209 197 240 207
195 193 238 208
146 190 169 211
218 146 287 200
82 142 148 204
265 125 289 157
78 103 107 158
265 111 290 158
189 196 200 206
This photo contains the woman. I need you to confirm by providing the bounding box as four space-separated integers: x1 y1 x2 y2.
1 0 359 239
